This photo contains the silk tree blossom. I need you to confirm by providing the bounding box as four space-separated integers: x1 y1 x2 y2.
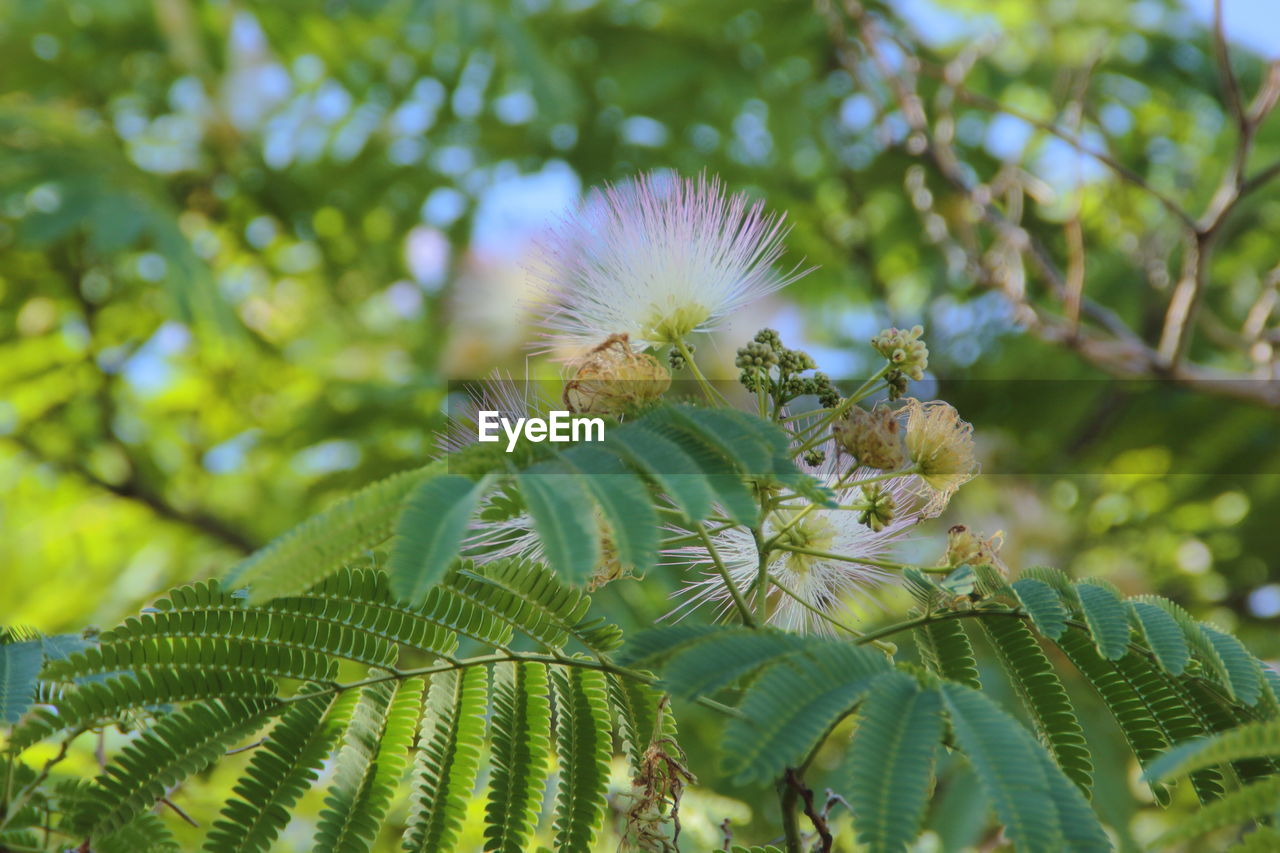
438 370 554 455
902 398 978 513
531 172 809 354
438 373 548 562
666 446 936 633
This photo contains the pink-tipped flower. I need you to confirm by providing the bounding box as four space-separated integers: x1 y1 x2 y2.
666 444 932 633
531 172 808 353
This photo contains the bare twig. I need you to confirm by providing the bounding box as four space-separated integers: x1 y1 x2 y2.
159 796 200 827
1211 0 1246 133
785 768 833 853
817 0 1280 407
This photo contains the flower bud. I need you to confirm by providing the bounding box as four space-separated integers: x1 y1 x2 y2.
564 333 671 415
871 325 929 381
857 482 897 532
940 524 1005 574
832 404 906 471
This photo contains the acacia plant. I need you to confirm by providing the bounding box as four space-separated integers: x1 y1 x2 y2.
2 174 1279 852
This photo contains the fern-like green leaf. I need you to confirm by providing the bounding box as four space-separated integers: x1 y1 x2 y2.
914 617 980 690
1128 600 1189 676
1147 718 1280 782
604 421 714 520
105 581 400 669
484 661 553 853
1136 596 1235 697
1020 566 1080 608
388 473 493 605
1200 625 1263 707
1030 746 1112 852
94 813 180 853
516 461 602 586
204 691 341 853
552 666 613 851
639 407 760 524
940 682 1107 853
1152 777 1280 847
845 670 942 853
979 615 1092 795
1180 678 1280 786
231 463 437 600
1012 578 1068 640
315 677 425 853
0 631 45 724
1113 654 1226 803
722 642 889 785
1054 628 1170 802
1231 828 1280 852
46 636 338 684
1075 582 1129 660
403 667 488 853
75 698 278 835
666 406 778 475
447 558 621 653
560 444 659 576
658 628 809 700
10 669 279 754
615 624 723 670
604 672 672 772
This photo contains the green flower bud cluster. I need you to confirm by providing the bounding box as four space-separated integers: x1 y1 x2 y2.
857 482 897 532
736 329 841 409
667 343 694 371
871 325 929 381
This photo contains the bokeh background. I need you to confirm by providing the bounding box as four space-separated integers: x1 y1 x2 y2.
2 0 1278 849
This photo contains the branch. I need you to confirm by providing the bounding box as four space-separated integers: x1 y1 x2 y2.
785 768 833 853
1211 0 1246 134
5 434 259 554
933 77 1197 229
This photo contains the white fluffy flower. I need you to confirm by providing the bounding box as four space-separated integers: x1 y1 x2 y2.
667 447 932 633
438 374 548 563
531 172 807 353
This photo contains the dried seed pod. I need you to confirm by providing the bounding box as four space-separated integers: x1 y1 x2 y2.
563 333 671 415
833 404 906 471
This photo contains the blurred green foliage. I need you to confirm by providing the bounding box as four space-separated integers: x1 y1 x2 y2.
1 0 1277 849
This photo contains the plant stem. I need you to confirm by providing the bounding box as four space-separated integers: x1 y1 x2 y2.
792 363 892 448
285 649 745 718
753 527 771 623
674 338 727 405
697 523 755 627
0 729 85 833
854 607 1018 646
766 573 898 654
778 776 804 853
770 543 904 571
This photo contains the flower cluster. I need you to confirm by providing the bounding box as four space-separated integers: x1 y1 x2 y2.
735 329 840 409
454 171 984 635
530 172 807 354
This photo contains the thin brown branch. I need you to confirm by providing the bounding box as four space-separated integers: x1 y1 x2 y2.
1212 0 1246 133
819 0 1280 409
785 768 833 853
1240 158 1280 199
5 434 258 553
159 796 199 827
930 76 1197 229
